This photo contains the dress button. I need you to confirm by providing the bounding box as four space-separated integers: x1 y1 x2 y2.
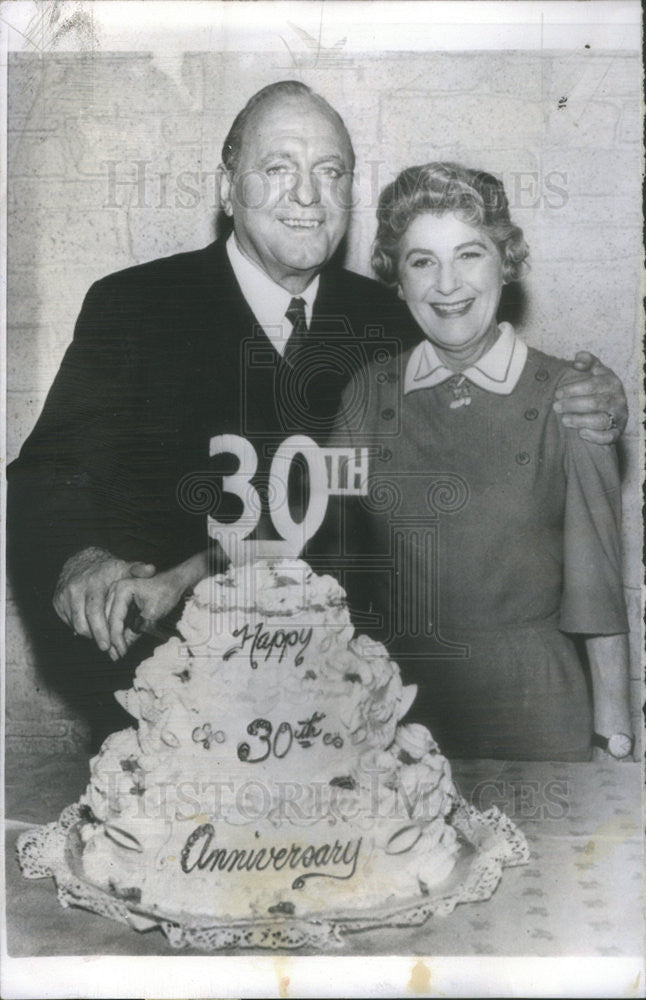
375 349 391 365
516 451 531 465
524 407 538 420
380 448 392 462
376 372 388 384
381 408 395 421
535 369 550 382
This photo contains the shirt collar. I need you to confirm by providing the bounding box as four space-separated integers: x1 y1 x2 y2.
226 233 319 355
404 322 528 396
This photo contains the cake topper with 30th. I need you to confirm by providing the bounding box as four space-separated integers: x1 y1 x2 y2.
207 434 368 560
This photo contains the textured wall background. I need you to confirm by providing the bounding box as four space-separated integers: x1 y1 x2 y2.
6 49 642 752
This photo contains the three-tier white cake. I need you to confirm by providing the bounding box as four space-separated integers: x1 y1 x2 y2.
18 558 529 948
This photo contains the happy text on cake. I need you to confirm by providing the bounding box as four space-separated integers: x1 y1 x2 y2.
223 621 312 670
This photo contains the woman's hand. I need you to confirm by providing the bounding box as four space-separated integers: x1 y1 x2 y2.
53 547 156 652
105 550 210 660
586 633 634 761
105 569 185 660
553 352 628 444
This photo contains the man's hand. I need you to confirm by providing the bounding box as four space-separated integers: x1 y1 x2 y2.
106 570 187 660
53 547 156 652
553 351 628 444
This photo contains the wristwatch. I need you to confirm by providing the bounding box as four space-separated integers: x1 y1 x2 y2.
591 732 635 759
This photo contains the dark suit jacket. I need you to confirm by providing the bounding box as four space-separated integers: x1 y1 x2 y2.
8 239 417 613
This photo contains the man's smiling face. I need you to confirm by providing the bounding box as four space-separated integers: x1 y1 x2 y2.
220 95 354 293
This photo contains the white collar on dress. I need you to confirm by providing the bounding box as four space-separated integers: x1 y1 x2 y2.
404 322 528 396
226 233 319 356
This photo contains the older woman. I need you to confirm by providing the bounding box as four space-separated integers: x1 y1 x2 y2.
332 162 632 761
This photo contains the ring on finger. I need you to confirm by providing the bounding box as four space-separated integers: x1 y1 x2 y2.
604 412 617 431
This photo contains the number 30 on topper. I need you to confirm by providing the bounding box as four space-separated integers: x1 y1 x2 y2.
207 434 368 559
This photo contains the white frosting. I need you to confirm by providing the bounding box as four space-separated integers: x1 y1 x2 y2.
79 559 460 919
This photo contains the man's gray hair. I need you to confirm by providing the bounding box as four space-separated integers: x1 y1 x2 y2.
221 80 355 173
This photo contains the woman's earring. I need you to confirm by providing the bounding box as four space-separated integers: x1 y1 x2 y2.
397 284 404 300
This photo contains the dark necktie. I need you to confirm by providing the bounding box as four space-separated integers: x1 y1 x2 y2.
283 296 308 366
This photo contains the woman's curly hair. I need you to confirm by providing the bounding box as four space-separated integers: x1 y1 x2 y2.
372 162 529 287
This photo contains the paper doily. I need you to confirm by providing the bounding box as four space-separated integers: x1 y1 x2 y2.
16 796 529 951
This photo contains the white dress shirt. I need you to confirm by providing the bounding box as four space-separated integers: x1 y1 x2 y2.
404 322 529 396
226 233 319 356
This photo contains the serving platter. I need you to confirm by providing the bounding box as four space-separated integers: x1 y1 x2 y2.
17 797 529 950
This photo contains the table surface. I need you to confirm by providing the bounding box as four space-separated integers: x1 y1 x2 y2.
5 749 643 957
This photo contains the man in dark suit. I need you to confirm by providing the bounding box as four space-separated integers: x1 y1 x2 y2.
7 80 628 744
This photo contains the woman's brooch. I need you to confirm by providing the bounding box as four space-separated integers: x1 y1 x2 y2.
446 374 472 408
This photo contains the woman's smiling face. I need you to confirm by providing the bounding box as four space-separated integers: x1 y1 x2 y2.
397 212 505 367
